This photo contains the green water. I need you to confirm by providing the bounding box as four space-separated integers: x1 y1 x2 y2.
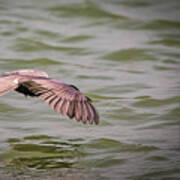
0 0 180 179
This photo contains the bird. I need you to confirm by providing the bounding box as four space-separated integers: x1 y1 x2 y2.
0 69 99 124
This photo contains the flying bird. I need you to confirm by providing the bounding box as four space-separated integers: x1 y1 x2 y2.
0 69 99 124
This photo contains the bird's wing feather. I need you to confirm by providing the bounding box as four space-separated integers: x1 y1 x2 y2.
2 69 48 78
0 76 19 96
20 78 99 124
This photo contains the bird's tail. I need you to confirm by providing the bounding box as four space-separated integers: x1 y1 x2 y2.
0 76 18 96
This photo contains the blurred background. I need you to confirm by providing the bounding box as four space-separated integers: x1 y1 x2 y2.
0 0 180 179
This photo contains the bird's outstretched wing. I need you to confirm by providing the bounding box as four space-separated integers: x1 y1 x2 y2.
18 78 99 124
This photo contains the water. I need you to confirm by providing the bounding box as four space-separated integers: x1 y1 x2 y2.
0 0 180 179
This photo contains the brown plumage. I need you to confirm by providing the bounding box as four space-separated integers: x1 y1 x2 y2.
0 69 99 124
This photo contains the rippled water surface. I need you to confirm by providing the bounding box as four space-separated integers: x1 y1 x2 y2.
0 0 180 179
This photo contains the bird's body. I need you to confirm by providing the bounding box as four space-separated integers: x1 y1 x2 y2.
0 69 99 124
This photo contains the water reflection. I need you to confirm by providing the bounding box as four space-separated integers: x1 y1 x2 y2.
0 135 158 172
